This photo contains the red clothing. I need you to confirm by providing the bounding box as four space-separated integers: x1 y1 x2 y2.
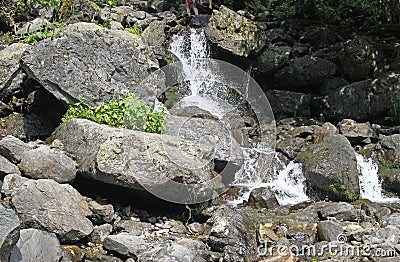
186 0 199 4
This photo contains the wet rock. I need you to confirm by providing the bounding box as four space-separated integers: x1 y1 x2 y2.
169 106 218 120
0 205 20 262
88 200 115 224
265 89 312 119
317 220 343 241
248 187 280 209
1 173 29 196
11 179 93 242
296 135 360 201
91 224 113 243
0 155 20 178
338 119 374 144
138 238 209 262
21 22 159 106
103 233 148 258
205 206 256 261
276 137 305 159
337 36 376 82
318 202 358 221
205 6 265 57
9 229 65 262
254 46 291 75
275 55 336 92
0 43 30 99
18 146 76 183
52 119 214 203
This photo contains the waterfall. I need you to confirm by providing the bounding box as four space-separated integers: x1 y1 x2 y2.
356 153 399 203
169 28 309 206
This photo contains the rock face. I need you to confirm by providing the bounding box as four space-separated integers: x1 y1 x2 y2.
21 22 159 106
11 179 93 242
0 205 20 262
275 55 336 91
18 146 77 183
296 135 360 201
205 6 265 57
0 43 31 98
52 119 215 203
9 229 65 262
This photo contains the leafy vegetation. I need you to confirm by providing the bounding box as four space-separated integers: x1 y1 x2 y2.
127 26 143 35
387 93 400 124
243 0 384 26
3 22 65 44
62 95 167 134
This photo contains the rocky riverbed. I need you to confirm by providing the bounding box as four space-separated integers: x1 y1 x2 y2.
0 0 400 261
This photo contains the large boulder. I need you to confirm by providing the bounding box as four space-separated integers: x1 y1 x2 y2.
205 6 265 57
377 134 400 168
103 233 148 259
265 89 312 119
254 46 291 75
275 55 336 92
18 146 77 183
337 119 375 144
296 135 360 201
51 119 215 203
11 179 93 242
337 36 376 82
0 205 20 262
0 43 31 100
9 229 65 262
21 22 159 107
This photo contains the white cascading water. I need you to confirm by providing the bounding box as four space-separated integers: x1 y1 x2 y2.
356 153 399 203
169 28 309 206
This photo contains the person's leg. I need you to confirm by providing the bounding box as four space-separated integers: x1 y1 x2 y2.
192 2 199 15
209 0 212 9
186 1 191 16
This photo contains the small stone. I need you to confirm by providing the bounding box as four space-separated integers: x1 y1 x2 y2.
319 202 358 221
0 135 32 164
103 233 148 258
88 200 114 224
90 224 113 243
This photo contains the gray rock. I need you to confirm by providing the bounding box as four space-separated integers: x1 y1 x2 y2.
114 220 154 236
21 22 159 107
275 55 336 91
52 119 215 203
0 43 30 98
317 220 344 242
255 46 291 74
88 200 114 224
103 233 148 258
296 135 360 201
100 6 135 24
248 187 280 209
265 89 312 119
1 173 29 196
15 18 50 35
338 119 374 144
0 137 28 164
90 223 113 243
19 146 76 183
138 238 208 262
318 202 358 221
57 0 99 23
378 134 400 168
276 136 305 159
0 154 20 177
382 213 400 228
9 229 64 262
11 179 93 242
0 205 20 262
205 6 265 57
337 36 376 82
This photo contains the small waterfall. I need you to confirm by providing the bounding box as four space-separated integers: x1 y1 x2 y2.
356 153 399 203
169 28 309 206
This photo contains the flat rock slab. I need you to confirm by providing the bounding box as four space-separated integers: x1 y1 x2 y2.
0 205 20 262
103 233 148 258
10 229 65 262
11 179 93 242
21 22 159 106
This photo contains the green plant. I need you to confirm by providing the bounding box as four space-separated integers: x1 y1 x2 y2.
104 0 116 8
62 95 167 134
24 23 65 44
127 26 143 35
388 93 400 124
